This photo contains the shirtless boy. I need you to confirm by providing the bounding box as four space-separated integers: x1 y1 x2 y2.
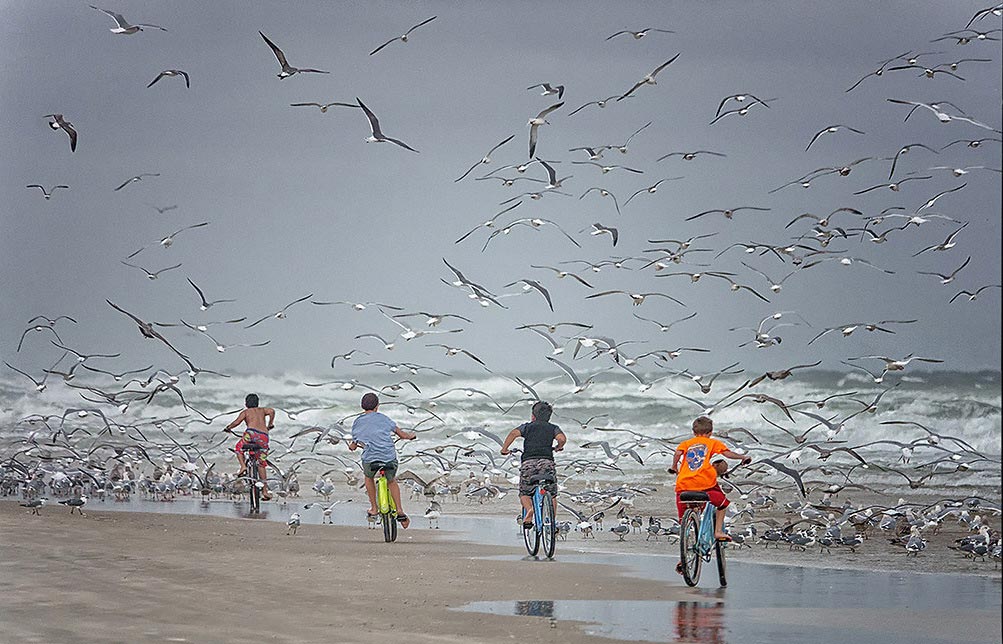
224 393 274 500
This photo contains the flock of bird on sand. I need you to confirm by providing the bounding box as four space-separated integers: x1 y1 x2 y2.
5 4 1003 569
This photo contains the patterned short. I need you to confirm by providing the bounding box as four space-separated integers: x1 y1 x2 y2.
363 460 398 481
519 458 558 497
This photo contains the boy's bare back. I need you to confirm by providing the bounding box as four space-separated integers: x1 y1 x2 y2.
239 407 274 432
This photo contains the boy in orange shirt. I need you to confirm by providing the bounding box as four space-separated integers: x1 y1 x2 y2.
672 416 750 542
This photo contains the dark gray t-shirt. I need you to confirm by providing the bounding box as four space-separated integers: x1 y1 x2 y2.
518 421 563 461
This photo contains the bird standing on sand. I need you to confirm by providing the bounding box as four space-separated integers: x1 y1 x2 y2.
59 496 87 515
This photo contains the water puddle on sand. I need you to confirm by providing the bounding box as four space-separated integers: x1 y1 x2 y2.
456 599 724 643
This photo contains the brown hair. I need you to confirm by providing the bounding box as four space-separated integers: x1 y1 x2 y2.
361 392 379 411
692 416 713 435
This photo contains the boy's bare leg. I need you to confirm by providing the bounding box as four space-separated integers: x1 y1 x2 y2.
363 477 377 514
388 480 408 527
714 506 729 540
236 450 246 476
259 462 271 500
519 494 534 524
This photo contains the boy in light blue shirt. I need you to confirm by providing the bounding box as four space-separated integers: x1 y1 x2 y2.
349 393 416 527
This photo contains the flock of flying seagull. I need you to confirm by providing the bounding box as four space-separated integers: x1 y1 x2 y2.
6 3 1003 566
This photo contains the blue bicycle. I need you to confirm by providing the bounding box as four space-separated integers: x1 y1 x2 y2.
678 491 727 587
522 474 557 559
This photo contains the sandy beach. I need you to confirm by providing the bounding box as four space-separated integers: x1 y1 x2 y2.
0 501 690 644
3 496 1001 644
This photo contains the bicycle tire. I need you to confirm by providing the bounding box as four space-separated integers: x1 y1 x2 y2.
382 511 397 542
523 509 540 556
540 491 556 559
715 538 727 587
248 461 260 513
679 509 702 587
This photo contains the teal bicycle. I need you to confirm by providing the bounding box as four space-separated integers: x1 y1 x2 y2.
521 474 557 559
678 490 727 587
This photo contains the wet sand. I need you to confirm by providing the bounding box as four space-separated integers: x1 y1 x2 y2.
0 501 692 644
3 496 1000 644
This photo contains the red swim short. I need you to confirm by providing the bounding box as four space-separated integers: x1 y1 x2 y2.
236 430 269 464
675 484 729 518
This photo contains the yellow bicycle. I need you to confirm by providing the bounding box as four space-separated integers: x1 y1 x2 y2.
371 461 398 543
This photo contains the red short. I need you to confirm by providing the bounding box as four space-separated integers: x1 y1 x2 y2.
676 484 729 518
235 430 269 464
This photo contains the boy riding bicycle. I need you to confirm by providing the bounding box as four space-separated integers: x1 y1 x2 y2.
671 416 750 571
500 401 566 528
224 393 275 501
348 393 416 528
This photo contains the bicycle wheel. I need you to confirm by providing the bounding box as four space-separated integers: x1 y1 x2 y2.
679 509 702 587
715 538 727 587
523 508 540 556
248 462 260 513
540 492 556 559
382 511 397 542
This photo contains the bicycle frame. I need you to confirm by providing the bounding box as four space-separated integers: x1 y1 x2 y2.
696 502 716 558
375 468 397 516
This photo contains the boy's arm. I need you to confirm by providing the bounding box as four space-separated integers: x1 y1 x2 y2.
554 431 567 452
264 408 275 429
223 410 245 432
670 448 684 473
722 448 752 463
499 427 522 455
394 426 416 441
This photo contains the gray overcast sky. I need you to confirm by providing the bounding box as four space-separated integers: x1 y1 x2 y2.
1 0 1000 381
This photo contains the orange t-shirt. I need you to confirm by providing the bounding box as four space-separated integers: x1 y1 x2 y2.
675 436 728 491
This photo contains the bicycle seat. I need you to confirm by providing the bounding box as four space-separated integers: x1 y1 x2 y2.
240 444 262 452
368 461 390 471
679 491 710 503
529 474 555 485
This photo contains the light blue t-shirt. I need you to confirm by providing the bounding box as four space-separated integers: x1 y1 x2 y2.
351 412 398 463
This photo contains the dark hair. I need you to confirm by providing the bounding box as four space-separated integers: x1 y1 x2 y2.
245 393 259 408
531 400 553 423
361 392 379 411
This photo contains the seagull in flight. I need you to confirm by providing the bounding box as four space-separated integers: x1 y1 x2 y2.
369 16 437 56
527 83 565 99
289 101 360 113
804 124 865 151
588 223 618 247
568 96 620 116
106 300 197 372
120 260 183 280
147 70 189 89
657 150 726 162
44 114 77 152
606 27 674 40
502 279 555 312
586 290 685 307
259 31 330 79
618 54 680 100
357 98 419 152
114 173 160 191
528 102 564 158
246 293 314 329
26 184 69 200
950 284 1002 302
187 278 236 311
89 5 166 34
127 222 209 257
715 93 771 118
454 135 515 182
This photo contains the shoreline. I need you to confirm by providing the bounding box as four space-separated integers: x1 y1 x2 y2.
3 499 1000 644
8 489 1000 580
